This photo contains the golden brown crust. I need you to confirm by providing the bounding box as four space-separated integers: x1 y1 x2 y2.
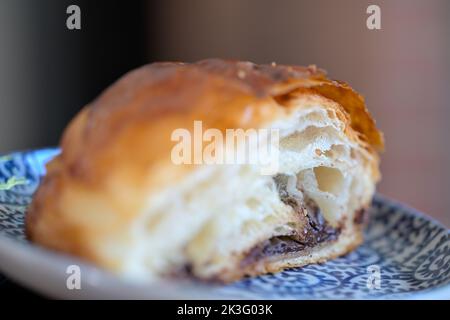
57 59 383 186
26 59 383 278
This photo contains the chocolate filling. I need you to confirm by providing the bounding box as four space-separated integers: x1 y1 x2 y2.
353 208 368 225
241 174 340 267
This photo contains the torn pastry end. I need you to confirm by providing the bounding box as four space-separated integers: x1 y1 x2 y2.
238 174 341 274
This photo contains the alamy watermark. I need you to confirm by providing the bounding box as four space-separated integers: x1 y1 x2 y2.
171 121 280 175
366 5 381 30
66 5 81 30
66 264 81 290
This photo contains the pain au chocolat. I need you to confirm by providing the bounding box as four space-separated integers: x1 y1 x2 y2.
26 59 384 282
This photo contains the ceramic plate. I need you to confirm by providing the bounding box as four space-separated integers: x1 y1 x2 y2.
0 148 449 299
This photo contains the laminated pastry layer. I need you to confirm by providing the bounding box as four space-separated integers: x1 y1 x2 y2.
107 94 378 281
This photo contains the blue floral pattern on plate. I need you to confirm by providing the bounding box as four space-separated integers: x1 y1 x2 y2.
0 148 449 299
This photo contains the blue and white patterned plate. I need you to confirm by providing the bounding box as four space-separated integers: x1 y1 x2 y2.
0 148 449 299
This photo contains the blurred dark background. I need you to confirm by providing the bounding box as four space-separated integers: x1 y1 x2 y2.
0 0 449 226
